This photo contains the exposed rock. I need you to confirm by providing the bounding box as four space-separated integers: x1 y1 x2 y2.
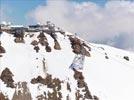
75 90 83 100
105 55 109 59
66 95 70 100
14 37 24 43
69 36 90 57
0 46 6 53
31 76 44 84
73 69 96 100
50 33 57 41
42 58 47 74
54 40 61 50
84 84 93 99
124 56 129 61
74 70 84 80
0 68 15 88
31 40 38 46
45 45 51 52
36 94 46 100
0 41 6 53
67 82 71 92
39 38 48 46
37 32 48 46
0 92 8 100
34 45 40 53
83 42 91 51
93 95 99 100
105 53 109 59
31 74 63 100
29 34 34 38
12 82 32 100
77 80 85 88
37 32 46 39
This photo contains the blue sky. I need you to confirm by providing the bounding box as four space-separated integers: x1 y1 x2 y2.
0 0 46 24
0 0 107 24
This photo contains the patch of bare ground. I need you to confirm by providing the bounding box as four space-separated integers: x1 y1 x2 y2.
31 73 63 100
14 37 25 43
12 82 32 100
67 82 71 92
73 69 99 100
13 31 25 43
68 36 90 57
0 92 8 100
36 94 47 100
31 40 38 46
0 68 15 88
31 32 53 53
0 41 6 57
34 45 40 53
37 32 48 46
54 40 61 50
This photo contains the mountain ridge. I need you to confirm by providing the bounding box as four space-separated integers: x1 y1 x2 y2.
0 29 134 100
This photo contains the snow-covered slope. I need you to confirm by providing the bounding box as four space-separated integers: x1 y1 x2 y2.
0 31 134 100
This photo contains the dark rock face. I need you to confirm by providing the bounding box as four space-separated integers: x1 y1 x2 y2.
93 95 99 100
37 32 46 39
36 94 46 100
31 74 63 100
54 40 61 50
67 82 71 92
73 69 99 100
12 82 32 100
0 68 15 88
0 41 6 54
0 92 8 100
37 32 53 53
34 45 40 53
37 32 48 46
69 36 90 57
123 56 129 61
0 46 6 53
14 37 25 43
31 40 38 46
45 45 52 52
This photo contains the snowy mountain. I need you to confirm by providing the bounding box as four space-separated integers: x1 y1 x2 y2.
0 29 134 100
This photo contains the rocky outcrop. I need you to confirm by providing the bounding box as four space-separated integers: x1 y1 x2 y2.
45 45 51 52
0 41 6 54
54 40 61 50
0 68 15 88
0 41 6 57
14 37 25 43
37 32 48 46
69 36 90 57
0 92 8 100
37 32 52 53
31 40 38 46
73 69 99 100
31 74 63 100
12 82 32 100
124 56 129 61
34 45 40 53
67 82 71 92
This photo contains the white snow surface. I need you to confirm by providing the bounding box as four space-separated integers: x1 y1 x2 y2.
0 31 134 100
